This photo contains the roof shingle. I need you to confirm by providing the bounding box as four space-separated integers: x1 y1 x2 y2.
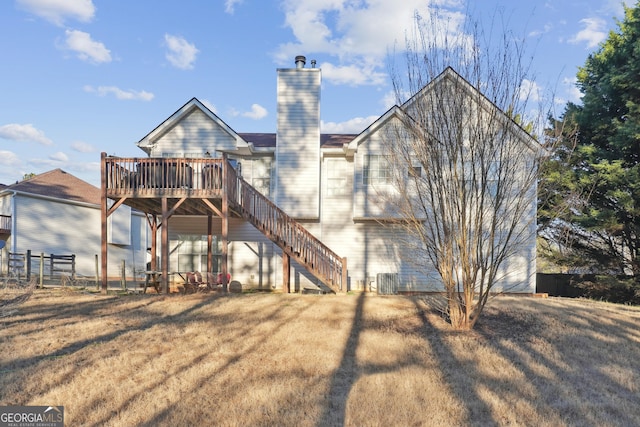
5 169 101 206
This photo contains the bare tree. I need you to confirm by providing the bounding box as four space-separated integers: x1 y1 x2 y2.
383 10 547 329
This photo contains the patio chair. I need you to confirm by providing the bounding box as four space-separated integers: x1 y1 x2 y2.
183 271 203 294
206 272 232 291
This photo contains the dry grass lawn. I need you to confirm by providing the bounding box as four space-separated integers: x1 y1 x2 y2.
1 289 639 426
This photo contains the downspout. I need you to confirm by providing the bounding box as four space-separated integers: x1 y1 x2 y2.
11 191 17 254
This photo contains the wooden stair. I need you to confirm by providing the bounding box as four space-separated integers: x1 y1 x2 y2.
102 155 346 293
226 166 346 293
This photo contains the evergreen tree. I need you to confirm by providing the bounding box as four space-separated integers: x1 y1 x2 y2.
541 4 640 275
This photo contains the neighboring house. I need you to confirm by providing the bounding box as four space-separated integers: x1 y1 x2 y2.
106 57 537 293
0 169 148 279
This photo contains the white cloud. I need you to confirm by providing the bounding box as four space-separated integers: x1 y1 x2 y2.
17 0 95 26
569 17 607 49
70 141 95 153
562 77 582 104
29 157 101 185
519 79 543 102
554 97 567 106
320 62 386 86
529 23 552 37
201 99 217 114
321 115 378 133
63 29 111 64
275 0 468 87
49 151 68 162
164 34 199 70
83 85 154 101
0 151 23 184
603 0 625 18
381 90 398 110
242 104 268 120
225 0 243 14
0 123 53 145
229 104 268 120
0 151 21 166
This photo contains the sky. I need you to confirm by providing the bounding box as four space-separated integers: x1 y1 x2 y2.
0 0 628 187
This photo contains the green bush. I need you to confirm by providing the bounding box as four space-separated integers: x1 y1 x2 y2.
574 275 640 305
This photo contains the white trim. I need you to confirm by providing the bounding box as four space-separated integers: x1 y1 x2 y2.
345 105 409 155
137 98 249 154
402 67 541 153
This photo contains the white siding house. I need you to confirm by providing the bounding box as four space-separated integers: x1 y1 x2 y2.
0 169 148 280
133 59 538 294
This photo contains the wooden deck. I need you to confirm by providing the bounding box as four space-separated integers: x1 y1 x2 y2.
0 214 11 238
104 156 235 216
101 154 346 294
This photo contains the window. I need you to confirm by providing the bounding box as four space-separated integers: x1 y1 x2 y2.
326 158 348 196
174 235 222 273
363 155 391 185
409 165 422 177
107 204 131 245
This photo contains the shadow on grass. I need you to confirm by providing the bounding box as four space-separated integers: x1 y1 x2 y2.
0 295 164 371
3 292 639 426
317 292 366 427
413 297 640 426
413 300 495 426
476 299 640 426
132 296 316 427
0 294 211 403
1 292 322 426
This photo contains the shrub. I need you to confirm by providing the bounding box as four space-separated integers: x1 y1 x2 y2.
573 275 640 305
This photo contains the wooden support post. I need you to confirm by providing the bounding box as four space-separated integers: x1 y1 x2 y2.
283 252 290 294
207 213 213 275
161 197 169 294
221 155 229 292
71 254 76 282
341 257 348 292
121 259 126 290
149 215 158 271
94 254 99 290
100 152 108 293
26 249 31 281
39 252 44 288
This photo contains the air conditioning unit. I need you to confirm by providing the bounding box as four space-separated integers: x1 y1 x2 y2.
376 273 399 295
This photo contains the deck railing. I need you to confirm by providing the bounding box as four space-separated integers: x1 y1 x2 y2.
103 155 346 292
0 214 11 234
104 156 225 197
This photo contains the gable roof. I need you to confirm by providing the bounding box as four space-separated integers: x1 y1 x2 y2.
345 67 541 155
346 105 411 154
137 97 249 155
3 169 101 206
403 67 540 151
136 98 358 156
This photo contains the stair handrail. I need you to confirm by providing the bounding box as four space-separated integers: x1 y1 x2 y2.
225 161 345 292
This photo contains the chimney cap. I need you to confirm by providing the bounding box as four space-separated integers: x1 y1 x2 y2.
295 55 306 68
